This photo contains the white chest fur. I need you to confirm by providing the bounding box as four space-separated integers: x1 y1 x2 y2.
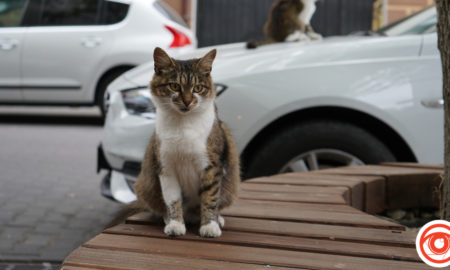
155 101 215 203
299 0 317 25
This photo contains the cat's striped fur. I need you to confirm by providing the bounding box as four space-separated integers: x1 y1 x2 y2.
133 47 240 238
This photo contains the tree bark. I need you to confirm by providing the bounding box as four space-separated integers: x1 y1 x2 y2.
436 0 450 220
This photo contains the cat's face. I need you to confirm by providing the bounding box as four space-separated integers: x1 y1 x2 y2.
150 47 217 114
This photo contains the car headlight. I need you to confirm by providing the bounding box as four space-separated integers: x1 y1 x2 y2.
121 87 156 118
121 84 227 118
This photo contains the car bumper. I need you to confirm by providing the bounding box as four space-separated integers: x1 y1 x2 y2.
98 144 139 203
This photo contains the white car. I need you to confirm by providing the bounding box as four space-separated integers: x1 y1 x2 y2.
0 0 195 114
99 7 442 203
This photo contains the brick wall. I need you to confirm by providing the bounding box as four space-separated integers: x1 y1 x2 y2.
388 0 434 23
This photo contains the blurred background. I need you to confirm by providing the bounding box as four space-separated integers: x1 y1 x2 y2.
163 0 434 47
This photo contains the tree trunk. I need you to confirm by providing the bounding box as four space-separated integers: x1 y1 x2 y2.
437 0 450 220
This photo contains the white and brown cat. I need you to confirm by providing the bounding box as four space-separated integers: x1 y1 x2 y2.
247 0 322 49
128 48 240 238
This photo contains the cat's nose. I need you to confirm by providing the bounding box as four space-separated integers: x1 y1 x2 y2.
182 96 193 107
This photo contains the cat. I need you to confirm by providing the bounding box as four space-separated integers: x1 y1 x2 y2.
247 0 322 49
131 47 240 238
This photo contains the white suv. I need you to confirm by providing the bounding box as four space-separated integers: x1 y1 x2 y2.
0 0 196 114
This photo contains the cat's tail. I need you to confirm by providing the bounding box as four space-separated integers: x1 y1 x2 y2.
246 39 271 49
105 200 147 229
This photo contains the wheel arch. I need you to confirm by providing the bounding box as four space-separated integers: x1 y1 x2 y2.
240 106 417 175
94 65 135 104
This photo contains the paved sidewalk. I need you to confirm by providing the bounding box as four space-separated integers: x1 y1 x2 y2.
0 109 121 265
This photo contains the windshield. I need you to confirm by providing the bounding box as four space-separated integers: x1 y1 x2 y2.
377 6 436 36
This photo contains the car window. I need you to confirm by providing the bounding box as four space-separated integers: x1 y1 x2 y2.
377 6 436 36
0 0 28 27
402 15 437 35
100 0 129 25
39 0 101 26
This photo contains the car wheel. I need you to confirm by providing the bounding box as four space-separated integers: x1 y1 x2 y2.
243 120 396 179
97 67 133 117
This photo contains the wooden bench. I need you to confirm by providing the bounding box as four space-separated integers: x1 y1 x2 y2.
62 163 443 270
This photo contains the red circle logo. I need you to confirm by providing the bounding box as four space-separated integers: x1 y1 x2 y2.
416 220 450 267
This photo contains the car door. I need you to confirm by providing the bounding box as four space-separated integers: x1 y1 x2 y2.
21 0 114 104
420 31 442 108
0 0 27 102
415 30 444 162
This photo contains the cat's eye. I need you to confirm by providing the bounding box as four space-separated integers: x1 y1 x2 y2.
169 83 180 91
193 85 203 93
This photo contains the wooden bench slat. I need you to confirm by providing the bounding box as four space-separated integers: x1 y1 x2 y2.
83 234 428 270
222 200 404 230
230 198 361 213
238 189 348 204
127 214 415 247
65 247 294 270
105 223 420 262
241 183 349 194
316 165 443 176
380 162 444 170
62 267 103 270
246 175 367 210
316 165 442 210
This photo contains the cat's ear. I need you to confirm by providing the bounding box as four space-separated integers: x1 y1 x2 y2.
153 47 175 75
197 49 216 76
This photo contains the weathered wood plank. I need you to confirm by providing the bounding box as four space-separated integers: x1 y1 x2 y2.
230 198 361 214
64 247 292 270
105 223 420 262
62 267 103 270
83 234 428 270
246 174 366 210
250 174 385 213
222 200 404 230
127 214 414 246
381 162 444 170
241 183 349 194
316 165 442 210
238 189 348 204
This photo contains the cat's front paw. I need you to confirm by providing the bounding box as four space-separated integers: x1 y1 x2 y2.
307 32 322 40
218 215 225 228
199 221 222 238
164 220 186 236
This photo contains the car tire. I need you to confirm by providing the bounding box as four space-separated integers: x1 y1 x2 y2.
243 120 396 179
96 67 133 117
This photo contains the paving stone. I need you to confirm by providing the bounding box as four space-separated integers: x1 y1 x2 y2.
22 234 51 247
0 119 120 264
40 247 73 262
43 213 69 224
0 263 61 270
22 207 49 218
53 205 80 216
9 216 42 227
1 227 29 242
0 253 41 262
9 244 43 256
34 223 62 235
2 203 29 213
0 211 16 223
0 240 15 254
65 218 99 230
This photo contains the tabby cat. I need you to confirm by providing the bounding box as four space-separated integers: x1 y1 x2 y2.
247 0 322 49
132 47 240 238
